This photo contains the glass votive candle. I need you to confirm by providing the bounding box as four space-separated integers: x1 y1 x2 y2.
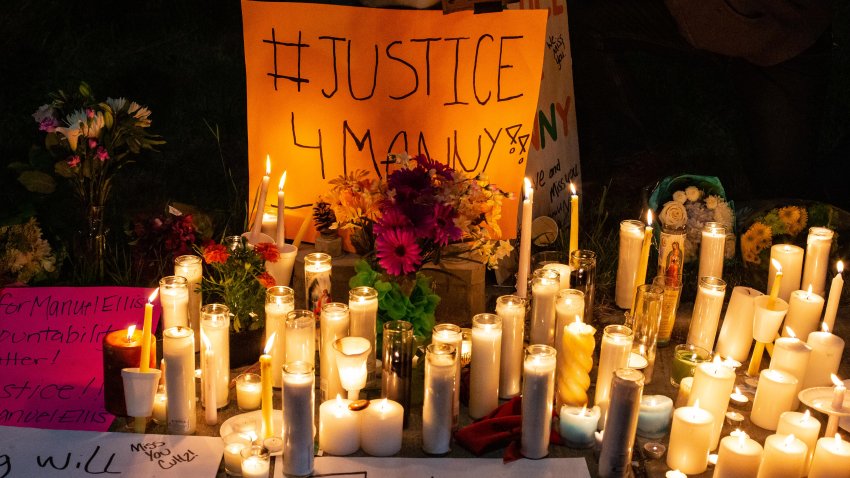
222 432 253 476
236 373 262 411
240 445 270 478
151 384 167 424
460 328 472 367
670 343 710 387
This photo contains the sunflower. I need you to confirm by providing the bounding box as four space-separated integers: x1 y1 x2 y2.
777 206 807 236
749 222 773 249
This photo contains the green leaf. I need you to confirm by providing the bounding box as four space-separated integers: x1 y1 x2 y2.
7 161 31 172
17 170 56 194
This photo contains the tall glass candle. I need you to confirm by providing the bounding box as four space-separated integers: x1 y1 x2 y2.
653 274 682 346
174 255 203 351
689 358 736 450
555 289 585 361
698 222 726 280
320 302 349 402
521 344 557 459
163 326 195 435
102 327 156 417
541 262 571 290
802 227 834 297
594 325 633 428
422 343 457 455
808 435 850 478
714 431 763 478
285 309 315 365
769 333 812 409
629 284 663 383
783 289 825 341
802 324 845 389
200 303 229 409
382 320 414 426
757 434 807 478
159 275 189 330
558 318 596 407
432 323 462 426
236 373 262 411
496 295 527 399
529 269 560 346
715 286 762 362
658 224 686 284
751 369 798 430
769 244 804 302
777 410 820 470
598 368 644 477
615 219 645 309
668 401 714 474
304 252 332 315
282 361 314 477
469 313 502 420
349 286 378 386
570 249 597 323
265 286 294 388
319 395 360 456
687 276 727 353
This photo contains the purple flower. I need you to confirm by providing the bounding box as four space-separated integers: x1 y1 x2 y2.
428 203 462 246
39 117 58 133
376 227 422 276
415 154 453 180
388 166 432 196
374 205 411 237
96 147 109 161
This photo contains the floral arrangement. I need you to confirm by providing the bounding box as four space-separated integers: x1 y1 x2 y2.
739 202 834 265
127 205 212 283
651 176 735 263
199 236 278 333
0 218 59 286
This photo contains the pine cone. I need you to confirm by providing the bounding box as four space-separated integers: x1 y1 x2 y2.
313 201 336 235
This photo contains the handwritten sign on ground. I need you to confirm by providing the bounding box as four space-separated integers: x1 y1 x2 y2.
290 456 591 478
0 287 159 432
0 426 222 478
242 1 548 239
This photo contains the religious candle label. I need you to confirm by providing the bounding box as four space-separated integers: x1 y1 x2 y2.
0 287 160 432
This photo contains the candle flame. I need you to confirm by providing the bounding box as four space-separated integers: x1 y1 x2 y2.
148 288 159 303
832 374 844 387
569 181 576 196
264 332 276 354
731 428 747 438
786 326 797 338
712 355 722 365
807 284 813 299
646 209 653 226
839 261 845 274
574 316 582 325
693 399 701 410
580 405 587 415
771 258 782 272
336 394 344 407
803 409 811 421
201 330 212 352
523 177 532 200
265 155 271 175
127 325 136 340
735 387 742 395
784 245 791 252
738 433 746 447
823 322 831 333
784 434 797 447
380 398 388 411
279 171 287 190
836 434 843 446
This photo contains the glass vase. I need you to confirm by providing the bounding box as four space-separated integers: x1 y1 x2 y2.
569 249 597 324
382 320 414 427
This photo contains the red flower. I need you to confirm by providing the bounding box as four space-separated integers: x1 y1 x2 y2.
254 242 280 263
257 272 276 288
203 243 229 264
376 227 422 276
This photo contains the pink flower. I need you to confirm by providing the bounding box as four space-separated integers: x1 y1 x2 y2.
86 108 95 119
96 147 109 161
429 203 462 246
67 156 81 167
39 117 58 133
376 227 421 276
88 138 97 149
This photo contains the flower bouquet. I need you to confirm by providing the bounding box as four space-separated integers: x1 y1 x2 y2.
0 218 60 286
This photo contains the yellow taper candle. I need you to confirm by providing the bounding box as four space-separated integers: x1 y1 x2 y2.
558 317 596 407
569 182 579 256
748 259 783 376
261 332 275 438
767 259 783 308
139 289 158 373
631 210 654 317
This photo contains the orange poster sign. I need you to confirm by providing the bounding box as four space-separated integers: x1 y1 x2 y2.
242 1 547 239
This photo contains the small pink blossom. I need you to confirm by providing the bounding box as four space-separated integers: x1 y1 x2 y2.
96 147 109 161
88 138 97 149
39 117 58 133
67 156 81 167
86 108 95 119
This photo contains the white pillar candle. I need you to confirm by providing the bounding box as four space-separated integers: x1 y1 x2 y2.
236 373 262 411
687 276 727 353
802 325 845 389
714 431 763 478
558 318 596 408
594 325 633 428
521 345 557 459
802 227 834 297
769 333 812 409
516 178 533 298
200 304 229 410
265 286 294 388
636 395 674 439
320 302 349 402
432 323 463 425
529 270 560 346
757 434 807 478
495 296 526 399
361 398 404 456
783 289 825 341
823 262 844 332
667 401 715 475
319 395 360 456
282 361 315 477
422 343 457 455
174 255 203 351
469 314 502 419
163 326 196 435
304 252 332 316
349 286 379 386
689 359 736 450
559 405 601 448
770 244 804 303
809 435 850 478
285 309 315 365
159 275 189 330
751 369 799 430
699 222 727 280
752 295 790 343
715 286 763 362
554 289 585 362
777 410 821 470
616 219 646 309
542 262 571 290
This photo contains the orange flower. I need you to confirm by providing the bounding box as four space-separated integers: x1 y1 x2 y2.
203 243 229 264
257 272 276 288
254 242 280 263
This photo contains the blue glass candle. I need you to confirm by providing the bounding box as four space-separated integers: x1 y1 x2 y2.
637 394 674 439
559 405 601 448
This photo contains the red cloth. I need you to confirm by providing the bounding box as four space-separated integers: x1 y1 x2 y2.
454 397 564 463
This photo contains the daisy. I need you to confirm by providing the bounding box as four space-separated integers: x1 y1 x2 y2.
376 227 421 276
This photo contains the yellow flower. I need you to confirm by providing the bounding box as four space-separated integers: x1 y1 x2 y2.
778 206 807 236
741 223 773 264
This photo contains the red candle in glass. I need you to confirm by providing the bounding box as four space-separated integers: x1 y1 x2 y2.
102 326 157 417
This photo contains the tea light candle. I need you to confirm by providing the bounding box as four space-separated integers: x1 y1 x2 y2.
725 411 745 428
802 323 845 389
769 244 804 302
496 295 527 399
559 405 600 448
698 222 726 280
783 288 825 341
769 330 812 409
758 433 807 478
808 434 850 478
715 286 762 363
823 261 844 332
637 395 673 439
319 395 360 456
320 302 350 402
163 326 195 435
777 410 820 470
558 318 596 407
159 275 189 330
469 314 502 419
516 178 533 298
689 358 736 450
361 399 404 456
667 400 714 475
729 387 749 408
594 325 633 428
529 271 560 346
520 345 557 459
714 430 763 478
686 276 727 353
236 373 262 411
151 386 167 424
615 219 645 309
801 227 834 297
751 369 798 431
222 433 252 476
241 452 270 478
265 286 294 388
666 470 687 478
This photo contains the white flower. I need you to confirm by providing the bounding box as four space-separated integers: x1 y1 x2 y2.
106 97 127 112
659 201 688 228
705 195 720 210
714 202 734 228
54 111 85 151
672 191 687 204
32 104 54 123
685 186 702 202
724 234 736 260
